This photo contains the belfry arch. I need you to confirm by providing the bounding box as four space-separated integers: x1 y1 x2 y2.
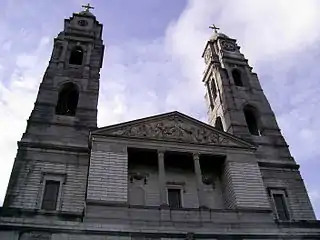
55 82 79 116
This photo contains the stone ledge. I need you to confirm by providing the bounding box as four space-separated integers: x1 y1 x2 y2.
0 207 82 221
258 161 299 170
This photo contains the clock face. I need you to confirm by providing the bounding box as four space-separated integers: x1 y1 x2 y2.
221 41 236 52
78 20 88 27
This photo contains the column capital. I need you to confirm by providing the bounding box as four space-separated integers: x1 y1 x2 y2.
193 152 200 160
158 150 165 157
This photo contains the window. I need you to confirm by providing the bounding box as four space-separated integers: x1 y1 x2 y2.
243 105 261 136
215 116 224 131
167 188 182 208
272 192 290 220
55 82 79 116
41 180 60 211
69 46 83 65
232 69 243 86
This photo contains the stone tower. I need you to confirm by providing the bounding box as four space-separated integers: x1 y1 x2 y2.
3 6 104 215
202 27 316 220
203 28 295 162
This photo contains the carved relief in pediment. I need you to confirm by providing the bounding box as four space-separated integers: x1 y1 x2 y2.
110 115 231 145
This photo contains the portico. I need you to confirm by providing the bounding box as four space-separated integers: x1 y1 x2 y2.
87 111 270 212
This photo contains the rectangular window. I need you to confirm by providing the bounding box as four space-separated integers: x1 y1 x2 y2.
41 180 60 211
167 188 182 208
272 193 289 220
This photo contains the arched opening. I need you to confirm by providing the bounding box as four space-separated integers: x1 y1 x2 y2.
215 117 224 131
210 80 217 99
243 105 261 136
232 69 243 86
55 83 79 116
69 46 83 65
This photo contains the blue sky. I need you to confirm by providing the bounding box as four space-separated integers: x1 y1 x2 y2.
0 0 319 218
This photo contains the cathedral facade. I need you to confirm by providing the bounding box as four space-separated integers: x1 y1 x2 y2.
0 7 320 240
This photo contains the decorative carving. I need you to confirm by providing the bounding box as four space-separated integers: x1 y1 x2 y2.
166 181 186 192
111 115 231 145
221 40 236 52
202 175 215 188
129 172 148 184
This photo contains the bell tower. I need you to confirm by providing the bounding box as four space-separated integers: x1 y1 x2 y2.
202 25 316 220
3 6 104 215
202 25 292 163
21 4 104 147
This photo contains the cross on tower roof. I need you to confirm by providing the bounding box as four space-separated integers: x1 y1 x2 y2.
82 3 94 12
209 24 220 33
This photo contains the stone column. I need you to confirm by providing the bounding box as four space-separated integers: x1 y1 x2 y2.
158 150 167 206
193 153 206 208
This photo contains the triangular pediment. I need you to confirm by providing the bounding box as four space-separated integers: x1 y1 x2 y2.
93 111 255 149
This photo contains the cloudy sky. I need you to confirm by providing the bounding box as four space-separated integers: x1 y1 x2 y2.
0 0 319 218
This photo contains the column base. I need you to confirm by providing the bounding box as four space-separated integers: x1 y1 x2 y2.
160 204 169 209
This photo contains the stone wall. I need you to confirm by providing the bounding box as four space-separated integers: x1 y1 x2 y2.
5 147 88 214
261 167 316 220
222 161 270 209
87 142 128 203
128 166 223 209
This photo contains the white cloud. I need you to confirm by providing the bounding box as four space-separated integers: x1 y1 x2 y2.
163 0 320 217
0 37 51 205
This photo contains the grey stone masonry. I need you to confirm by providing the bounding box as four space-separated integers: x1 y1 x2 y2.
1 8 320 240
5 147 88 214
261 166 316 220
3 10 104 216
202 32 292 162
224 161 270 209
87 140 128 203
202 31 316 218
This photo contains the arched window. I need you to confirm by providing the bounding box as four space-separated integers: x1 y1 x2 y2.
215 117 224 131
210 81 217 99
243 105 261 136
55 83 79 116
69 46 83 65
129 186 145 206
232 69 243 86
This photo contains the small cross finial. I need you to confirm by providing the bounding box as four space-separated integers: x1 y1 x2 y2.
82 3 94 12
209 24 220 33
